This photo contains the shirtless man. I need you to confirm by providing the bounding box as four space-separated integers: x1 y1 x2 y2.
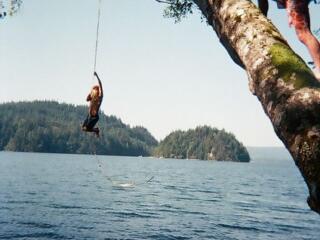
258 0 320 80
82 72 103 137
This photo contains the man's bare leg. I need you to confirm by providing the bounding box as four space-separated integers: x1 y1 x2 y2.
93 128 100 137
82 126 99 137
258 0 269 16
295 28 320 80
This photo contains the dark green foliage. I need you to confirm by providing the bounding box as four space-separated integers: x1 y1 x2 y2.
156 0 194 23
0 0 22 19
0 101 158 156
154 126 250 162
0 102 249 161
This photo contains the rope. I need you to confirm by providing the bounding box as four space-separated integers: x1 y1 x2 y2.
92 0 102 80
94 151 115 183
95 152 155 187
92 142 155 187
90 131 115 183
89 3 155 186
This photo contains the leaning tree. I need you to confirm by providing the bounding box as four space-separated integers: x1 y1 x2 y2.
156 0 320 214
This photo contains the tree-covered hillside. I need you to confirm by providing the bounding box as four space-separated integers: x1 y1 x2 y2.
0 101 158 156
153 126 250 162
0 102 249 162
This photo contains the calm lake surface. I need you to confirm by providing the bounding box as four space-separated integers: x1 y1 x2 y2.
1 150 320 240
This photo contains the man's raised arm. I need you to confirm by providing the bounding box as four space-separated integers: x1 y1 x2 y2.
94 72 103 97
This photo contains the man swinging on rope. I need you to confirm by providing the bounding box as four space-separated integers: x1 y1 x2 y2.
82 72 103 137
258 0 320 80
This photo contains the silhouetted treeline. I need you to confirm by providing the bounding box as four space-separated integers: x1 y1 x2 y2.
153 126 250 162
0 101 158 156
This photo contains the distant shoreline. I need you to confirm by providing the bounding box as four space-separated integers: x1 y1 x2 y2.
1 146 291 161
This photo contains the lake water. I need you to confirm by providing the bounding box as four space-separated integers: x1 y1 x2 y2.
1 150 320 240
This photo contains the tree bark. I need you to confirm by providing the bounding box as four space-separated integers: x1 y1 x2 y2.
193 0 320 214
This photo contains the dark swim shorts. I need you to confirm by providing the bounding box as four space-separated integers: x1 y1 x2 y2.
82 114 99 130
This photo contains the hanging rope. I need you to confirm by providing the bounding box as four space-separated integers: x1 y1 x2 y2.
91 136 154 188
89 0 154 188
93 0 102 79
94 151 155 188
93 150 115 184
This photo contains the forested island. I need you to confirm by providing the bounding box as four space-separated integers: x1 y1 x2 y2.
0 101 250 161
0 101 158 156
154 126 250 162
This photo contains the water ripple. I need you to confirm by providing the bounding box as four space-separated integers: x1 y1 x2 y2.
112 211 158 219
0 232 70 239
46 203 84 210
17 221 56 229
147 233 191 240
217 223 271 233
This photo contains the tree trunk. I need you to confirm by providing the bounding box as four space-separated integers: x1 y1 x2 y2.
193 0 320 214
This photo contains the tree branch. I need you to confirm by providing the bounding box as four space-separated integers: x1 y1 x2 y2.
155 0 172 4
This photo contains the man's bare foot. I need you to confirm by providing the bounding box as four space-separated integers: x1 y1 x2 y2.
314 68 320 81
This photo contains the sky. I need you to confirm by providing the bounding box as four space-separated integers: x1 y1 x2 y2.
0 0 319 147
